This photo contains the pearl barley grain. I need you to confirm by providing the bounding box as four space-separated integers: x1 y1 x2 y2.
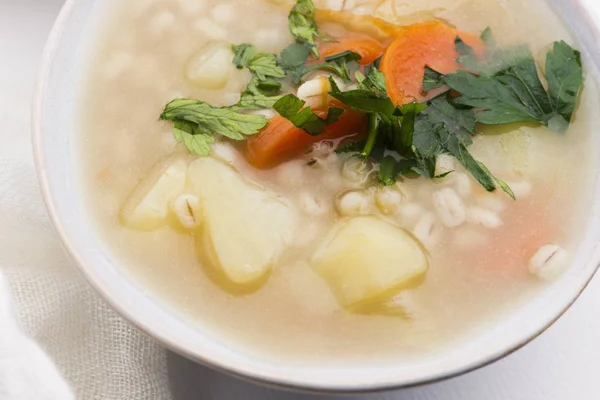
173 194 201 229
185 42 233 89
255 29 285 52
529 244 568 280
335 190 371 216
211 4 235 24
195 18 228 40
178 0 206 14
150 11 175 34
454 173 472 198
300 193 328 216
399 202 425 224
467 207 502 229
375 185 404 215
103 52 133 80
434 154 456 183
413 212 440 248
432 188 466 228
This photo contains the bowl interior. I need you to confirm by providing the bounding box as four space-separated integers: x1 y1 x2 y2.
34 0 600 392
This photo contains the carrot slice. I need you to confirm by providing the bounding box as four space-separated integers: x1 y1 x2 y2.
319 33 386 66
315 9 402 43
380 21 485 104
245 105 368 169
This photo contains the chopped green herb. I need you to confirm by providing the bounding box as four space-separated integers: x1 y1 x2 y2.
329 76 395 115
378 155 401 186
437 127 497 191
361 113 381 157
232 44 285 80
273 94 344 135
335 141 364 154
172 120 215 156
160 99 268 154
422 66 446 93
396 102 426 155
494 176 516 200
480 27 495 47
256 78 283 94
324 50 361 64
445 70 542 124
422 96 475 146
357 66 388 94
288 0 322 58
546 41 583 127
231 44 286 110
447 35 583 132
377 156 417 186
232 44 257 69
280 43 311 71
288 50 362 85
235 76 283 110
455 36 479 71
434 170 455 179
159 6 581 200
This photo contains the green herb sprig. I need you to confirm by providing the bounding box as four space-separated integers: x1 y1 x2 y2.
159 0 584 199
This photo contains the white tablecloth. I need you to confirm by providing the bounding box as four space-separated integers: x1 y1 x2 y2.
1 1 600 399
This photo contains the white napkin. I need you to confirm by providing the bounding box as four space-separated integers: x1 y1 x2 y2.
0 272 74 400
0 1 172 398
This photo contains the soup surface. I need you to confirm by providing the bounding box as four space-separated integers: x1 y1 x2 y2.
80 0 597 366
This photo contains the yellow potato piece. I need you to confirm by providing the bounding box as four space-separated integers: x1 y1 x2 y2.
120 156 188 230
310 216 428 313
185 42 234 90
188 157 295 292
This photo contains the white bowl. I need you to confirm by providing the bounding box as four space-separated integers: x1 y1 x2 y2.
33 0 600 393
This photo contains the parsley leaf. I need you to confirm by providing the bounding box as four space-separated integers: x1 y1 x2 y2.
378 155 414 186
280 43 311 71
160 99 268 141
396 102 427 155
335 141 364 154
172 120 215 156
232 44 256 69
448 33 583 133
546 40 583 127
287 50 362 85
329 76 395 115
412 118 442 159
422 66 446 92
231 44 286 110
444 70 541 125
423 97 475 146
236 77 283 110
232 44 285 80
357 66 387 93
497 51 552 121
288 0 321 58
455 36 479 71
273 94 344 135
412 96 513 198
435 126 497 192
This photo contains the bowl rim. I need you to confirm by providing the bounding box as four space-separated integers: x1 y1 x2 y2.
32 0 600 394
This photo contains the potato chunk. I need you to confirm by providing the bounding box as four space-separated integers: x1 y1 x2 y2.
310 216 428 313
185 42 234 90
120 156 188 230
188 157 295 290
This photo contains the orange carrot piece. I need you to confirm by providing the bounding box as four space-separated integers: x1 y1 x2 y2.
380 21 485 104
245 105 368 169
319 33 386 66
315 9 402 43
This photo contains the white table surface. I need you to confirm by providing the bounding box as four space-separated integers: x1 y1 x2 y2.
2 1 599 399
